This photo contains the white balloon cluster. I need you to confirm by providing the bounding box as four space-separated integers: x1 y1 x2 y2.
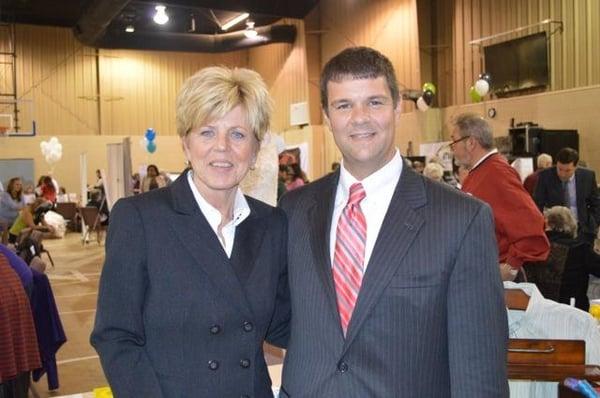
40 136 63 164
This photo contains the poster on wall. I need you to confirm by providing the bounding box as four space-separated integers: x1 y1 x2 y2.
419 141 453 170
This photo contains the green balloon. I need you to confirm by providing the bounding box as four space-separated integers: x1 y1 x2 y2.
469 86 482 102
422 82 436 95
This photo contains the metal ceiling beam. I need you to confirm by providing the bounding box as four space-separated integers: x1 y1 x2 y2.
96 24 296 52
74 0 132 45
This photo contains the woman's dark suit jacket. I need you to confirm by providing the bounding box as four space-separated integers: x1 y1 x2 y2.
90 171 290 398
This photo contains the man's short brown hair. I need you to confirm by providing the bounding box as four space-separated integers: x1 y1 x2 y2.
320 47 400 115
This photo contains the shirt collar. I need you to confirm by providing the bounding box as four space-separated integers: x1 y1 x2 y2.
338 149 403 202
186 170 250 230
503 281 546 334
470 148 498 171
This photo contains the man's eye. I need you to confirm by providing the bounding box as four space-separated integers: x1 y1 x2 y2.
369 99 384 107
335 103 351 110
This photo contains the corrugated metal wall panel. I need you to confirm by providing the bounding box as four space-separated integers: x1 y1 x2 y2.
437 0 600 106
248 19 309 134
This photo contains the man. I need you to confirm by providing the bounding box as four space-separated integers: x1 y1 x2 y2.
451 114 550 281
534 147 600 243
523 153 552 195
279 47 508 397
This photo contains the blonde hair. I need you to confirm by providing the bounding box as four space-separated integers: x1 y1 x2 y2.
423 162 445 181
544 206 578 238
537 153 553 168
176 66 272 141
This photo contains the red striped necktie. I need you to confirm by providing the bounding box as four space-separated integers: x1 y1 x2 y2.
332 182 367 336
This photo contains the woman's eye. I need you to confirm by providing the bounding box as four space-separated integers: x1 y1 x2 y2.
198 130 215 138
231 130 246 140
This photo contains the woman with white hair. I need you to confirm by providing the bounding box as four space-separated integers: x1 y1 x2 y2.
423 162 445 182
544 206 600 310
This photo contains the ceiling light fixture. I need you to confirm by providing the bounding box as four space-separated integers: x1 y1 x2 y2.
244 20 258 38
188 15 196 32
153 5 169 25
125 25 135 33
221 12 249 31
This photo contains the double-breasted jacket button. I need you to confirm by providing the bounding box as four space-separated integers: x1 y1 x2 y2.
239 358 251 368
208 360 219 370
209 324 221 334
337 361 348 373
243 321 253 332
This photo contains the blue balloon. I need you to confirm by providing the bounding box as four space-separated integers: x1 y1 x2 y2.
147 141 157 153
145 128 156 141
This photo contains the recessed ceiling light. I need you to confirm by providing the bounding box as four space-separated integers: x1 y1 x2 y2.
153 5 169 25
125 25 135 33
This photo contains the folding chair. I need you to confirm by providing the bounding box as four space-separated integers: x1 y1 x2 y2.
78 206 103 245
54 202 78 232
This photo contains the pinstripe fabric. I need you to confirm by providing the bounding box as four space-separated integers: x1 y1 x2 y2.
279 165 509 398
332 183 366 335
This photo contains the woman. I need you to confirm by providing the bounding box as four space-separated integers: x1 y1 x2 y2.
8 198 54 244
91 66 290 398
0 178 26 235
39 176 57 203
543 206 600 311
285 163 306 191
141 164 168 192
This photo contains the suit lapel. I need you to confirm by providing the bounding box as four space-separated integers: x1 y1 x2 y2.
343 166 426 349
307 172 341 326
229 203 267 285
167 171 253 319
574 169 585 218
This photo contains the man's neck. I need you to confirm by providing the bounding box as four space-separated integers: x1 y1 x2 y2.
468 148 496 170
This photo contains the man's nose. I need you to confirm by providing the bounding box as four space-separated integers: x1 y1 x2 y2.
350 104 369 124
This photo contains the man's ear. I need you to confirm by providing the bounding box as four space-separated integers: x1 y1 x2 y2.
323 110 332 131
394 98 402 119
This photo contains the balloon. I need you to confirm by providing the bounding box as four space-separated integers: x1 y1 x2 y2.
147 141 157 153
416 96 429 112
479 72 491 83
422 89 434 106
475 79 490 97
139 137 148 151
469 86 482 102
145 128 156 141
40 141 49 155
422 82 436 95
40 137 63 164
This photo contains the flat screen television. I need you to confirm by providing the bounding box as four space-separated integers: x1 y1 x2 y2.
484 32 549 97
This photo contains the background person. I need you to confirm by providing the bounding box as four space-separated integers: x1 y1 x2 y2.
534 147 600 244
543 206 600 311
140 164 168 192
0 178 26 243
523 153 552 195
450 113 550 281
91 66 289 398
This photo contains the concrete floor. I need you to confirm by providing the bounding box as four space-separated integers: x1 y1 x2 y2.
32 232 284 397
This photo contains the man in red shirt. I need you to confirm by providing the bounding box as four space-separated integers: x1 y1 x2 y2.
450 113 550 280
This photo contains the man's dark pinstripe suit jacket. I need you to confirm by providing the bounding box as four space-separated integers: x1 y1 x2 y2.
278 164 509 397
